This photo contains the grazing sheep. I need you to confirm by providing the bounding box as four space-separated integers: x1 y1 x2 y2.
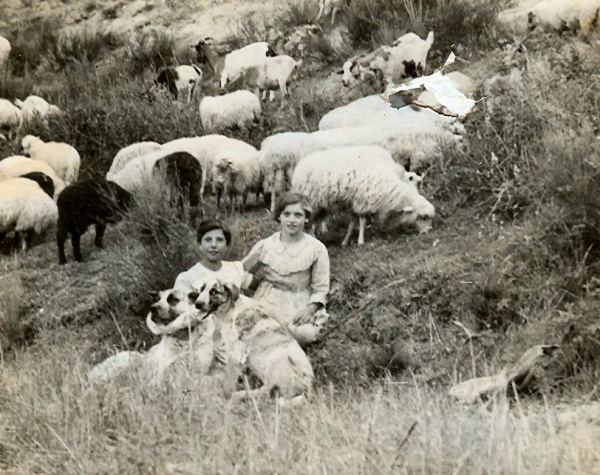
106 141 162 180
0 158 66 199
0 99 21 132
88 288 214 385
291 146 436 246
14 95 63 125
0 35 10 72
0 155 30 173
316 0 349 24
56 178 133 264
153 151 203 208
200 90 262 132
243 55 303 103
155 65 203 102
193 279 314 402
212 149 261 213
341 31 434 87
21 135 81 186
195 39 277 88
0 173 58 250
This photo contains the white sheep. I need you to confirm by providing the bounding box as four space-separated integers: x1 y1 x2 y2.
341 31 435 87
200 90 262 132
0 175 58 250
108 148 175 192
13 95 63 125
0 99 22 131
243 55 303 103
107 141 162 180
155 65 203 103
1 159 66 199
316 0 348 24
0 34 10 72
291 146 435 246
21 135 81 187
0 155 30 173
212 145 261 213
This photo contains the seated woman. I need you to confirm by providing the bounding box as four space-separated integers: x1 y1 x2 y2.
174 219 251 365
242 192 331 345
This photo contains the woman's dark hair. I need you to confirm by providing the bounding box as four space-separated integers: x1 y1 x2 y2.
273 192 313 222
196 219 232 246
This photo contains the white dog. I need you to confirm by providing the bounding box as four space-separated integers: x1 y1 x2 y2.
87 288 215 385
193 279 315 402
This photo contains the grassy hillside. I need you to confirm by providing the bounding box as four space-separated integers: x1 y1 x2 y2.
1 0 600 472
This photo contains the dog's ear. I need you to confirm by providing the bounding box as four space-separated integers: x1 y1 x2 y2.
149 290 160 300
188 290 200 302
223 282 240 302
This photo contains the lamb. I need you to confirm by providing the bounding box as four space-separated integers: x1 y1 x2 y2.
0 34 10 72
242 55 303 103
212 147 261 213
155 65 203 103
88 288 214 385
316 0 349 24
195 39 278 88
21 135 81 186
0 155 30 173
0 158 66 199
0 173 58 251
13 95 63 125
199 90 262 132
291 146 436 246
106 141 162 180
56 178 133 264
341 31 435 87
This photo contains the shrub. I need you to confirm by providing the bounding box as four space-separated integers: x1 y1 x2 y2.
125 29 177 76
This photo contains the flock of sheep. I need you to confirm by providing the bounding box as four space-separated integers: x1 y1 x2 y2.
0 23 477 265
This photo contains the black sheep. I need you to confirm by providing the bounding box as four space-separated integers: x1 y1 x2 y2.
153 151 203 210
57 178 133 264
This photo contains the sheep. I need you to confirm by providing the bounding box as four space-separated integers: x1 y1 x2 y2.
13 95 63 125
291 146 436 246
0 34 10 72
106 141 162 180
341 31 435 87
155 65 203 103
199 90 262 132
259 124 458 206
243 55 303 103
0 173 58 251
195 39 278 88
56 178 133 264
316 0 349 24
21 135 81 186
0 155 30 173
0 158 66 199
212 146 261 213
0 99 22 132
153 151 203 209
415 71 478 112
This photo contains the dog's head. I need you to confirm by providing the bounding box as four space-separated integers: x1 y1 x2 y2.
193 279 240 314
146 288 201 335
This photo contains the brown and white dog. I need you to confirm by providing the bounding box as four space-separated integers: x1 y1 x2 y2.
193 278 314 402
87 288 214 385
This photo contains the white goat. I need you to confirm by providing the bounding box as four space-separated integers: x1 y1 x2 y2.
155 65 203 103
243 55 303 103
341 31 435 87
292 146 435 246
220 42 278 88
316 0 348 24
200 90 262 132
21 135 81 187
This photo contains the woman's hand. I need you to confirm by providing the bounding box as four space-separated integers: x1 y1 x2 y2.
295 303 321 325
